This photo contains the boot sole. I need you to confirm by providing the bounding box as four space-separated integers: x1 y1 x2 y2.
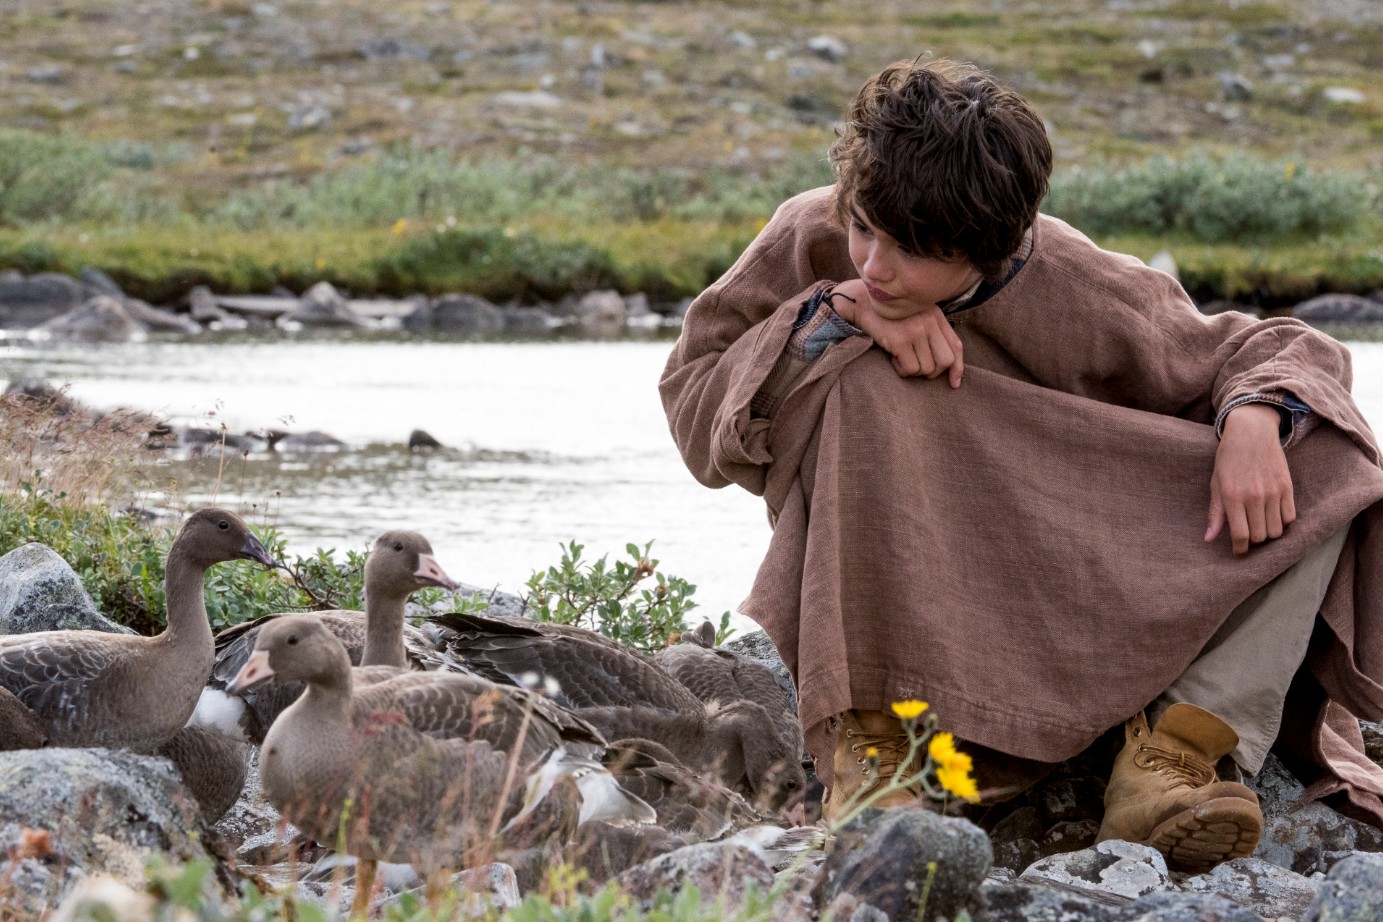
1145 796 1262 873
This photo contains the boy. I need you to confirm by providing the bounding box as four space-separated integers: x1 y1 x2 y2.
660 58 1383 872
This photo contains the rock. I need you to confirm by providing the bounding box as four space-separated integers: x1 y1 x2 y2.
48 875 164 922
1123 890 1265 920
807 35 848 63
1020 840 1169 903
187 285 241 327
572 290 628 337
0 748 210 915
286 104 332 131
0 543 134 636
821 892 890 922
1178 856 1320 920
500 305 557 334
121 298 202 334
725 629 799 717
616 841 774 909
278 281 366 328
490 90 564 110
1147 250 1178 281
36 295 146 342
407 293 504 334
212 755 280 853
407 428 443 451
1362 721 1383 764
1293 293 1383 323
813 807 992 922
1255 799 1383 875
78 267 125 297
1322 86 1366 105
357 37 430 61
265 429 348 452
1218 72 1253 101
973 878 1123 921
1302 852 1383 920
0 273 95 329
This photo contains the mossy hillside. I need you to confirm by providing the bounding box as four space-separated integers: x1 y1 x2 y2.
2 0 1381 302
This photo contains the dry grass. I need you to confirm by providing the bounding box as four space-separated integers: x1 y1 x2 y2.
0 387 159 505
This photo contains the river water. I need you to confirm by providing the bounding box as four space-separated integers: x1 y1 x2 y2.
5 331 1383 633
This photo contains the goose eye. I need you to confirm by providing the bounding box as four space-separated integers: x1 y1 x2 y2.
286 635 298 646
393 542 404 552
217 520 230 530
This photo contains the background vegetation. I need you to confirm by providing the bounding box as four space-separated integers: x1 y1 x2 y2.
0 0 1379 305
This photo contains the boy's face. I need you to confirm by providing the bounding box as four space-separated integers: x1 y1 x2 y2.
847 207 982 321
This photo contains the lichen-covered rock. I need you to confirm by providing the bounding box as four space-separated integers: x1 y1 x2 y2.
0 543 133 636
972 878 1123 921
1293 293 1383 323
616 841 775 910
1256 800 1383 875
1020 840 1169 903
812 807 992 922
1178 856 1320 920
1123 890 1264 921
0 748 210 915
1302 852 1383 921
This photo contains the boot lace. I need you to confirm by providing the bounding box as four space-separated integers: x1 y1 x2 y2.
845 728 917 786
1132 744 1216 788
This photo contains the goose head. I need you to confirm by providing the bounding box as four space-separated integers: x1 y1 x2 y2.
707 700 807 812
173 507 277 570
228 616 352 693
367 530 461 599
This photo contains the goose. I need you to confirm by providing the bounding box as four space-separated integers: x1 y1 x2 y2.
429 612 805 811
0 686 48 750
427 612 703 712
600 737 778 840
229 616 652 915
155 725 250 824
0 508 275 752
194 530 459 742
654 620 808 807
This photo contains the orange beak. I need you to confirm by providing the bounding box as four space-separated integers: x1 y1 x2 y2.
227 649 275 695
414 553 461 591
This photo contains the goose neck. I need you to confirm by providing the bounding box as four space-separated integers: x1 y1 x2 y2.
360 590 409 669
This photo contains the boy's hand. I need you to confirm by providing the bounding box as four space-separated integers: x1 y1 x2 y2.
1205 403 1295 556
831 280 965 388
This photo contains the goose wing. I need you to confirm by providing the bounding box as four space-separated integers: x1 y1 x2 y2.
0 632 130 741
427 612 700 713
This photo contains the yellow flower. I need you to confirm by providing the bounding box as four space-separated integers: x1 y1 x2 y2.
929 732 980 803
891 700 929 721
1284 161 1297 180
390 218 409 236
864 746 879 759
928 731 959 763
936 762 980 803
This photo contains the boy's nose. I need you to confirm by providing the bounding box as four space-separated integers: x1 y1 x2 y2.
862 244 893 282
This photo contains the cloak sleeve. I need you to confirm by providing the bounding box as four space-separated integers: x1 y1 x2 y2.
658 187 856 493
977 223 1382 466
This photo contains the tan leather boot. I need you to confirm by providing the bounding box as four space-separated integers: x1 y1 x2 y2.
1096 703 1262 873
820 709 922 823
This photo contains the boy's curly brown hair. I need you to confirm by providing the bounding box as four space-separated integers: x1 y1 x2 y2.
830 58 1052 280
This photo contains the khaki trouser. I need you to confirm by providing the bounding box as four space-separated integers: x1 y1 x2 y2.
1153 523 1351 773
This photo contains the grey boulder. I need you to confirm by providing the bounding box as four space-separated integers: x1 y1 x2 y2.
1302 852 1383 921
1293 293 1383 323
35 295 145 342
812 807 993 922
0 748 210 916
0 543 133 636
0 272 89 328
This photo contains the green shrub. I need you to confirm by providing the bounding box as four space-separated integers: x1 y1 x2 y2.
524 540 732 653
1045 152 1367 242
0 130 111 225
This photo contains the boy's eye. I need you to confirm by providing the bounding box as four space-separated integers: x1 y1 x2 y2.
851 219 871 235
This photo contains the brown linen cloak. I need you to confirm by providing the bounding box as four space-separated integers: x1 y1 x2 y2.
659 186 1383 822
